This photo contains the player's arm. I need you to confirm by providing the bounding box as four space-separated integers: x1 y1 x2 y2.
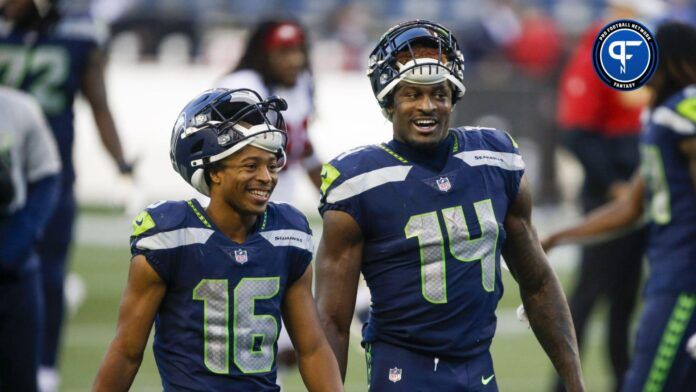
315 210 364 381
80 48 132 174
502 176 586 392
283 264 343 391
543 172 644 251
679 137 696 194
92 255 165 392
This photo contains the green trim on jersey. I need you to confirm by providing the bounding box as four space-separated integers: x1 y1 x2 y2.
365 342 373 390
643 293 696 392
504 131 519 148
259 210 268 230
378 143 409 164
451 132 459 153
187 200 212 228
320 163 341 195
131 210 156 237
676 97 696 123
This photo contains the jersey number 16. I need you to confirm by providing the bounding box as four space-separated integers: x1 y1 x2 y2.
193 277 279 375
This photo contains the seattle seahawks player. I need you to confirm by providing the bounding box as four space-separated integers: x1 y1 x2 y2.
0 1 132 388
0 86 60 392
543 22 696 392
315 20 585 391
92 88 342 391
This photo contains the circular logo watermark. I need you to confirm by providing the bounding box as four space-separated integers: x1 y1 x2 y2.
592 19 658 91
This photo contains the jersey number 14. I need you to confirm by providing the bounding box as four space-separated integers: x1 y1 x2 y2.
405 199 498 303
193 277 279 375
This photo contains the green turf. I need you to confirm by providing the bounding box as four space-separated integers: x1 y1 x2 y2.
61 244 617 392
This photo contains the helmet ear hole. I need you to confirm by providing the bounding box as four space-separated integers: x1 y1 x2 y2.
190 139 204 154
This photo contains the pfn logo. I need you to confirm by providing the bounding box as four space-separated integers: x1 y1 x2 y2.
608 40 642 74
593 20 658 91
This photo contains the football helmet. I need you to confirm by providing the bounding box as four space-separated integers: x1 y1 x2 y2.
367 20 466 114
170 88 288 196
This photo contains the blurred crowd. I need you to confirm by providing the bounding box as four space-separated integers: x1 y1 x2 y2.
63 0 696 68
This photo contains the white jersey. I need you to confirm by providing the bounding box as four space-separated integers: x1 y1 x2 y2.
217 69 315 167
0 87 61 214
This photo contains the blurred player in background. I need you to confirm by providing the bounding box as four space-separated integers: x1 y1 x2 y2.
218 18 322 203
0 87 61 391
0 1 132 390
544 21 696 392
316 20 585 391
93 88 342 391
552 2 661 390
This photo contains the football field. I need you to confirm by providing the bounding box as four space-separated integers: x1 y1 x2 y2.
60 212 625 391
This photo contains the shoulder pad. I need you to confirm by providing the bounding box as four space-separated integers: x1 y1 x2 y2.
676 97 696 124
131 200 189 237
321 144 409 199
653 88 696 136
321 145 413 204
329 144 396 173
455 127 519 153
453 127 525 171
260 203 313 253
264 202 310 232
131 200 215 253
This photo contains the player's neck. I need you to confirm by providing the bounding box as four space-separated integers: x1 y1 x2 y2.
389 133 453 172
205 198 258 243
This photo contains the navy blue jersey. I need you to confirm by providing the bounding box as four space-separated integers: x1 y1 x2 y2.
130 200 313 391
640 85 696 295
319 128 525 359
0 17 99 185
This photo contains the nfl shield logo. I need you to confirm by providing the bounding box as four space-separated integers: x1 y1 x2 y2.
436 176 451 192
233 249 248 264
388 367 402 383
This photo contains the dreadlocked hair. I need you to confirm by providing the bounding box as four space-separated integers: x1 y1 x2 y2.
652 22 696 108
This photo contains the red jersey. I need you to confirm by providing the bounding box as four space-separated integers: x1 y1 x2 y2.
557 23 644 136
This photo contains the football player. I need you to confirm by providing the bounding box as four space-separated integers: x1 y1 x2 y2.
0 86 61 391
92 88 342 391
216 19 376 385
315 20 585 391
0 1 132 389
218 19 322 204
543 22 696 392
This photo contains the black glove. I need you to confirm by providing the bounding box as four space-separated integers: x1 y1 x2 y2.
117 160 134 175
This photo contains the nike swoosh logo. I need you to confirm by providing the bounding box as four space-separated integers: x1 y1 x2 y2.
481 374 495 385
134 218 144 226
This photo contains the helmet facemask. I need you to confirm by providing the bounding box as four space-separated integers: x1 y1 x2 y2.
175 88 288 196
367 20 466 118
187 89 288 170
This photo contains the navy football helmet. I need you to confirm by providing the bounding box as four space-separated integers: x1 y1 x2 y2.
170 88 288 196
367 20 466 114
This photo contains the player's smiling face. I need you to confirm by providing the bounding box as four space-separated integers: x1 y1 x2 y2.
211 145 279 216
390 81 453 150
